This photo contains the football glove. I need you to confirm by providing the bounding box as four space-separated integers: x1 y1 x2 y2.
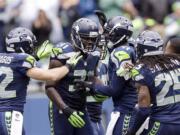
65 52 83 70
35 40 53 60
116 61 134 80
52 47 63 57
74 80 94 91
62 106 85 128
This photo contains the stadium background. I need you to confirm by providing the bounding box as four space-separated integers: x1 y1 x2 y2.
0 0 179 134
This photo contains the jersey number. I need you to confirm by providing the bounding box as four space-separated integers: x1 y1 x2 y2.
68 70 86 92
0 67 16 98
155 69 180 106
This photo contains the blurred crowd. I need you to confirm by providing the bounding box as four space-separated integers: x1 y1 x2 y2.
0 0 179 47
0 0 179 92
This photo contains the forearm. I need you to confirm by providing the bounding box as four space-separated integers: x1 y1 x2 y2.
27 66 69 81
127 84 151 135
94 84 116 97
48 65 69 81
45 87 67 110
93 73 125 97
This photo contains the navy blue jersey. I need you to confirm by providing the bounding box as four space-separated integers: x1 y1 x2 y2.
0 53 36 112
51 42 100 111
86 60 109 122
133 62 180 124
108 45 137 112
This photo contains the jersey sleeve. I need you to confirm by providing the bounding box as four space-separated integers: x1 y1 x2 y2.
111 46 136 74
16 53 37 75
131 64 153 87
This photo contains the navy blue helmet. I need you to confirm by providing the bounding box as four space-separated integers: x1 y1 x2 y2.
5 27 37 55
136 30 164 58
71 18 100 53
104 16 133 49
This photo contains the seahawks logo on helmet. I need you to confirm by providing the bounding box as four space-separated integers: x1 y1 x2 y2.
5 27 37 55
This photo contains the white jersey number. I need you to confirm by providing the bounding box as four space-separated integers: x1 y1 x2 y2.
155 69 180 106
0 67 16 98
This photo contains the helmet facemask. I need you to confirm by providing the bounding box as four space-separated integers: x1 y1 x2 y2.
79 35 99 53
104 17 133 50
71 19 100 55
6 27 37 55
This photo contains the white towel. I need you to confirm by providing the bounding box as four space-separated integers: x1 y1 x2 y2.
136 117 150 135
11 111 23 135
106 111 120 135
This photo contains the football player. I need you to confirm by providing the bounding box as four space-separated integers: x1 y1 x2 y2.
0 27 82 135
45 18 101 135
76 16 137 135
86 35 109 135
127 30 180 135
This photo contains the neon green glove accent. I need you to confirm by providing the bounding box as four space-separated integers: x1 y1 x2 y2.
116 66 131 80
66 52 83 69
26 55 36 65
116 61 134 80
93 94 108 102
52 47 63 57
36 40 53 60
68 111 85 128
62 107 85 128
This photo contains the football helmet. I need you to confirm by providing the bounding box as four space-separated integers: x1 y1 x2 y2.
97 34 107 60
104 16 133 49
71 18 100 54
5 27 37 55
136 30 164 58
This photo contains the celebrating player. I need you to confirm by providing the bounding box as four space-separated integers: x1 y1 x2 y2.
0 27 82 135
45 18 101 135
127 30 180 135
75 16 137 135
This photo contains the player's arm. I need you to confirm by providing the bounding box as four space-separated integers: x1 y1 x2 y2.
126 83 151 135
45 59 68 110
27 53 81 81
45 59 85 128
93 49 133 96
93 71 125 96
76 70 125 97
26 66 69 81
90 69 109 102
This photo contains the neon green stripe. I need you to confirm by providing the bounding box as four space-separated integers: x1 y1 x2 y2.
122 114 131 135
114 51 130 61
5 111 12 135
49 100 55 135
148 121 160 135
26 55 36 65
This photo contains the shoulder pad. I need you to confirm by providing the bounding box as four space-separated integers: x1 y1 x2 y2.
114 50 130 61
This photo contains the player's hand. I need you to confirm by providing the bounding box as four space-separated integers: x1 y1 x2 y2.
62 107 85 128
74 80 94 91
65 52 83 70
93 94 108 102
35 40 53 60
116 62 134 80
51 47 63 57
